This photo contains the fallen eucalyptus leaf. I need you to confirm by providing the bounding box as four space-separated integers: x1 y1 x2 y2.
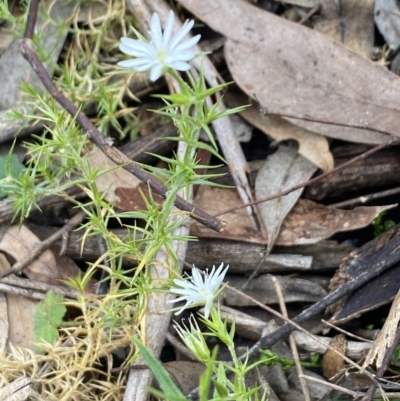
255 145 317 253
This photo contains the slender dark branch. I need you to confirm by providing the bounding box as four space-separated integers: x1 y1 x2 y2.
216 140 394 217
20 39 225 232
0 210 86 280
24 0 39 39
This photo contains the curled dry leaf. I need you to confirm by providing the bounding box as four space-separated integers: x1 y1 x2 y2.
177 0 398 144
225 89 334 172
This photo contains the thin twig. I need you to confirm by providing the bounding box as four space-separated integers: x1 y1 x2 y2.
329 187 400 209
299 374 359 398
215 141 393 217
299 3 322 25
20 39 225 233
24 0 39 39
272 276 311 401
0 210 86 280
322 319 373 343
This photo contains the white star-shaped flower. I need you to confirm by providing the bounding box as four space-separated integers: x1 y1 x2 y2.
118 11 201 81
168 263 229 318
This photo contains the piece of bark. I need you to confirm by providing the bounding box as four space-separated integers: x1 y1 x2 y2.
305 148 400 201
330 262 400 325
327 227 397 323
26 225 351 272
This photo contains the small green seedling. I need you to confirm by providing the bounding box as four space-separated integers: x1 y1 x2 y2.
34 290 66 353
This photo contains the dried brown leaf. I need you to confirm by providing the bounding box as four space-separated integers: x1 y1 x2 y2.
178 0 397 144
276 199 396 245
191 187 395 246
191 186 267 244
158 361 206 395
255 145 317 252
0 254 36 350
0 225 85 287
225 89 334 171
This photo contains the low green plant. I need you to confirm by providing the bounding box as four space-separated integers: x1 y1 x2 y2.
373 211 395 237
0 3 269 401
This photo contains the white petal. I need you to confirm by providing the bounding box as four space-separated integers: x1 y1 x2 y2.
174 35 201 53
173 279 199 292
167 296 190 304
118 58 154 70
173 278 191 287
172 50 196 62
119 44 146 58
169 19 195 50
117 59 147 69
191 268 204 286
210 264 229 290
120 37 152 52
150 64 164 81
167 60 191 71
174 301 191 316
150 13 163 48
163 11 175 46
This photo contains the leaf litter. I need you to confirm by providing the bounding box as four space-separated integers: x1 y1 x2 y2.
1 0 400 400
